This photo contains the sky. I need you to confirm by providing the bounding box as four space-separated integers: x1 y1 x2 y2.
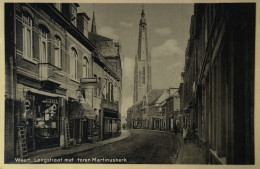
78 3 194 123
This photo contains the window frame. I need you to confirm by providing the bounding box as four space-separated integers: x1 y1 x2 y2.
70 48 78 79
22 13 33 60
39 26 48 63
54 36 62 68
82 57 89 78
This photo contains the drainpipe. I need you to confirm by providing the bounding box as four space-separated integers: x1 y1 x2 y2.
13 3 18 158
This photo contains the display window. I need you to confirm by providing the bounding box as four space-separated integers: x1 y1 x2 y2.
34 100 60 148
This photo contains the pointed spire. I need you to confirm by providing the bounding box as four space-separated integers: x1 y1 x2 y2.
141 4 145 15
91 4 97 34
140 4 146 25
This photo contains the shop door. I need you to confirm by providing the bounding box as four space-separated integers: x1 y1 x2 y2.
82 120 88 143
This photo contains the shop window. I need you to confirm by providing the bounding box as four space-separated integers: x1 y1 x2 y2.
104 118 110 133
54 36 61 68
35 103 59 139
22 13 33 60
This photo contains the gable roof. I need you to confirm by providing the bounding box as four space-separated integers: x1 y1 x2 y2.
146 89 165 105
88 32 113 44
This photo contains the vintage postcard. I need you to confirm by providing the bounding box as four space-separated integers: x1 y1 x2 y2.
0 0 259 169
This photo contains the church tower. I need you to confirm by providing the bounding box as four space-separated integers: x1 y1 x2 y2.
133 6 152 104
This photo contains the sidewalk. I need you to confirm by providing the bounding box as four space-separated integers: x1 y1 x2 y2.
176 134 206 164
28 130 130 161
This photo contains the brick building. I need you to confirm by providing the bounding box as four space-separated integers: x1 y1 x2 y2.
180 3 255 164
5 3 122 162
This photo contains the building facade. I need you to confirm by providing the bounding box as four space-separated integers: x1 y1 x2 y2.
5 3 122 162
180 3 255 164
133 7 152 104
127 88 180 132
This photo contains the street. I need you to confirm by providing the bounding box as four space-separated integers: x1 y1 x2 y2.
57 130 179 164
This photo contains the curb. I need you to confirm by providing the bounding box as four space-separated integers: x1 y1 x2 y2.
175 135 184 164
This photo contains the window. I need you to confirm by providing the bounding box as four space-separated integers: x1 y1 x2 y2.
70 48 78 79
109 82 112 101
139 70 142 84
114 84 117 102
94 74 97 97
103 78 108 99
98 77 101 96
54 36 61 68
142 67 146 84
109 82 113 102
39 26 49 63
83 57 89 78
22 14 33 59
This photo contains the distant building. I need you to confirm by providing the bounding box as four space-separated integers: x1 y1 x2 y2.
88 10 122 140
127 88 180 132
133 6 152 104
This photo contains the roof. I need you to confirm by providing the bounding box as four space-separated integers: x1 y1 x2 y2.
88 32 113 44
146 89 165 105
69 101 95 119
77 12 90 20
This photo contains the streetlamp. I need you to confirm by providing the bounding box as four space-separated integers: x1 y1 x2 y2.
76 85 85 102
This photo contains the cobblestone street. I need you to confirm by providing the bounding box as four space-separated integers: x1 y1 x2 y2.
57 130 180 164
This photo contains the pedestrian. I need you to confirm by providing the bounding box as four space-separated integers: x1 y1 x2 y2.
174 124 178 135
182 127 187 139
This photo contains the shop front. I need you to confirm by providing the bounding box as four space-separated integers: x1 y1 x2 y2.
20 89 64 152
68 100 96 144
103 108 119 139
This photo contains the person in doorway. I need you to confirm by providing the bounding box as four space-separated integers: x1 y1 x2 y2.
182 127 187 139
174 123 178 135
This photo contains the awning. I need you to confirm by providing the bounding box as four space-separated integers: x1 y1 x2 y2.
69 101 95 119
26 87 67 99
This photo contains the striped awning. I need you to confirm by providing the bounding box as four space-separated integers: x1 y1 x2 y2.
69 101 95 119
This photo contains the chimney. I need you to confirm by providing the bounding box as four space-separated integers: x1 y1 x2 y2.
62 3 79 26
77 13 90 38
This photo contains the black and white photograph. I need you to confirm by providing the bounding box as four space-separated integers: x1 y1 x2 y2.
2 0 257 166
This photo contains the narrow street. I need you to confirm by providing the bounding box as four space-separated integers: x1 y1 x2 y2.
57 130 179 164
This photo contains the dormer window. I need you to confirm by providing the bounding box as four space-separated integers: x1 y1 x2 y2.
71 5 77 26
